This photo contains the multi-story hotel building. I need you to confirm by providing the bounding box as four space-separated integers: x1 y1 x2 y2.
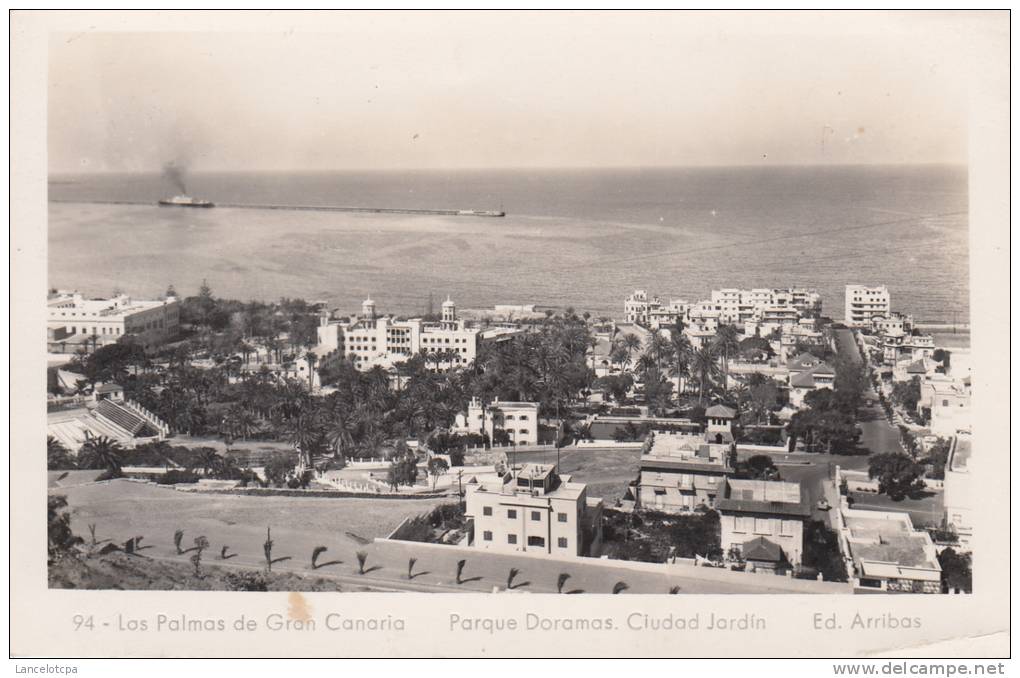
465 463 603 557
47 290 180 350
845 285 891 326
709 287 822 325
316 296 479 372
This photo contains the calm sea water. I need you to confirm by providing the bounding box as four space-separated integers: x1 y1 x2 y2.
48 166 969 322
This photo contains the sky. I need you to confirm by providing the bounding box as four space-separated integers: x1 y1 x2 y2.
47 11 985 173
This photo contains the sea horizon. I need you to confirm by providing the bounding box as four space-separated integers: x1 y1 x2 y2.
47 164 969 324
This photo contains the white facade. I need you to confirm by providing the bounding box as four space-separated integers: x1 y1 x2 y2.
47 290 180 348
316 297 479 372
709 287 821 326
881 330 935 365
921 379 971 437
717 478 809 567
464 397 539 446
838 508 941 593
465 464 602 557
943 434 973 550
845 285 891 326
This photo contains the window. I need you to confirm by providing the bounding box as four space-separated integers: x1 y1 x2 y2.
483 531 492 541
527 536 545 547
482 506 492 516
531 511 541 522
754 518 772 535
558 537 568 549
734 516 752 533
519 429 529 435
507 534 517 544
557 512 568 523
780 520 794 536
507 509 517 519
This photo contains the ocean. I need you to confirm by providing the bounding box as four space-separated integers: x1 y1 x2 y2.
47 165 969 323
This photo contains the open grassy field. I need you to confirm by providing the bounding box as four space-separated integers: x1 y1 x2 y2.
53 480 448 582
511 447 641 504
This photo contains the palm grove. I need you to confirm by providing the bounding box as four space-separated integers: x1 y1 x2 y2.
49 285 862 483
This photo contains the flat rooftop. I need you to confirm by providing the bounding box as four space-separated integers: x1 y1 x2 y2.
727 479 801 503
843 510 940 576
716 479 810 517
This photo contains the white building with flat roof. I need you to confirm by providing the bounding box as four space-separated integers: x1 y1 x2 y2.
838 507 941 593
845 285 891 326
47 290 180 350
459 397 540 446
943 434 973 550
465 463 603 557
316 296 479 373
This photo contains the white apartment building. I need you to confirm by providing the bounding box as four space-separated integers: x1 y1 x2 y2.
465 463 603 557
881 330 935 365
717 478 811 568
624 290 689 329
845 285 891 326
921 379 971 437
316 296 479 373
624 290 658 326
870 312 914 335
459 397 540 446
709 287 822 326
47 290 180 350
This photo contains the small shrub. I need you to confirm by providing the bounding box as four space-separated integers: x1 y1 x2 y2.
223 571 269 592
356 551 368 575
156 470 201 485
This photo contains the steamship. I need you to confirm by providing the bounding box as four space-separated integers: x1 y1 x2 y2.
158 195 215 208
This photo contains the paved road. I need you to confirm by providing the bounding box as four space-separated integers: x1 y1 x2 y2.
833 328 904 457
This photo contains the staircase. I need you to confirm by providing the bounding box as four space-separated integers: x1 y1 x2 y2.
94 399 161 438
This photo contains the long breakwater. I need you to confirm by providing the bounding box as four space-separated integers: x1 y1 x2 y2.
49 199 506 218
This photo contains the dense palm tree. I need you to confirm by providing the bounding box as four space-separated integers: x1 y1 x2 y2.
196 447 223 476
691 344 722 404
645 332 671 371
713 324 742 383
636 353 657 374
619 334 643 369
79 435 124 474
304 351 318 391
47 436 73 470
668 330 693 398
287 408 324 468
325 409 358 459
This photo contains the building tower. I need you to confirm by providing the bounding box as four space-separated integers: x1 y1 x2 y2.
442 295 457 325
362 296 376 320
